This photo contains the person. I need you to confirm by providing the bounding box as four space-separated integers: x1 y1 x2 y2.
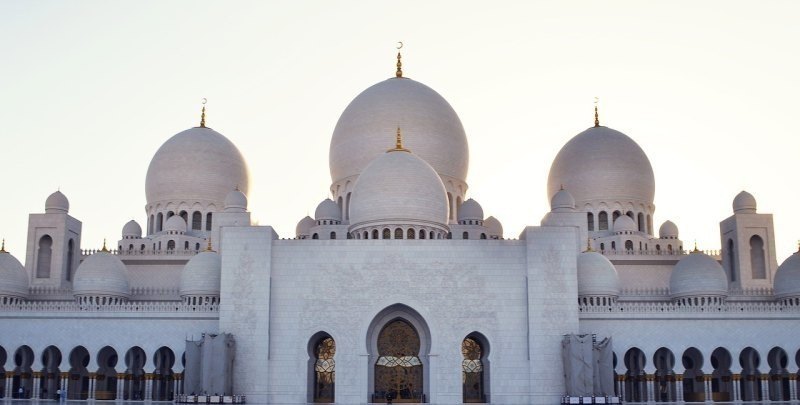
18 387 23 399
57 388 61 402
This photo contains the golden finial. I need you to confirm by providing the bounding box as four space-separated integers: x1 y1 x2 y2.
0 239 6 253
594 97 600 127
692 240 699 253
205 237 215 252
101 239 109 252
395 41 403 78
388 127 410 152
584 236 594 252
200 98 207 128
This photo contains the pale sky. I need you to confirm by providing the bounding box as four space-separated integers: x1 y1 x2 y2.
1 1 799 263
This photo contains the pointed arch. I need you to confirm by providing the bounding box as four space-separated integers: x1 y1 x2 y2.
308 332 336 403
462 332 490 403
36 235 53 278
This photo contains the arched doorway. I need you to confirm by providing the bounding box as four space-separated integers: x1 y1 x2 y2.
123 347 146 400
40 346 61 400
623 348 647 402
767 347 790 401
152 347 175 401
462 333 489 403
11 345 34 398
739 347 762 401
95 346 118 400
68 346 90 399
308 333 335 403
710 347 733 401
682 347 704 402
653 347 676 402
368 304 430 403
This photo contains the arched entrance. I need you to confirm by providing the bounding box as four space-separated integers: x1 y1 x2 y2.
40 346 61 400
462 333 489 403
623 348 647 402
739 347 762 401
152 347 175 401
308 333 335 403
710 347 733 401
67 346 90 399
123 347 146 400
95 346 118 400
767 346 790 401
11 345 34 398
367 304 430 403
653 347 676 402
682 347 704 402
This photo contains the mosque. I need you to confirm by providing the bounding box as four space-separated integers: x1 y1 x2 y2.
1 50 799 405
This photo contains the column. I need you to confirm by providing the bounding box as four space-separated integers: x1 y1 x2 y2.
5 373 11 398
647 375 655 403
676 376 684 402
704 375 712 401
617 375 625 400
789 375 797 401
733 375 740 402
145 374 153 400
761 375 769 401
88 373 95 400
116 373 125 400
32 373 40 399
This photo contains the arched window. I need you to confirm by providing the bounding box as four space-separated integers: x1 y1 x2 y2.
179 210 188 224
612 211 621 222
647 214 653 235
587 212 595 231
383 229 391 239
373 230 380 240
626 211 634 219
611 241 616 251
637 213 645 232
600 243 605 251
66 239 74 281
128 244 133 251
156 213 164 232
205 213 213 231
463 231 469 240
195 243 200 251
430 231 434 240
148 214 154 234
727 239 737 282
310 335 335 403
192 212 202 230
364 231 369 240
447 192 454 220
599 212 609 230
184 241 189 250
480 233 487 240
330 232 336 240
36 235 53 278
345 193 352 221
462 335 488 403
167 240 175 250
750 235 766 279
395 228 403 239
625 240 633 251
667 244 673 253
407 229 415 239
419 230 425 239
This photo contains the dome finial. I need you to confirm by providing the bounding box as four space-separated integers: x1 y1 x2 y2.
692 240 699 253
584 236 594 252
388 127 410 152
0 239 6 253
205 237 215 252
101 238 109 253
594 97 600 127
395 41 403 78
200 98 207 128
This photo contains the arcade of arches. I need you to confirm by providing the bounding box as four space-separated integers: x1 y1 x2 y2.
0 345 178 401
619 346 800 403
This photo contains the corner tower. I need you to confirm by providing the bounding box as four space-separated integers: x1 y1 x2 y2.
719 191 777 289
25 190 82 288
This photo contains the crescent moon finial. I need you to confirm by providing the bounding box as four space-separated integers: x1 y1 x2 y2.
395 41 403 78
594 97 600 127
200 98 207 128
202 98 207 105
397 41 403 50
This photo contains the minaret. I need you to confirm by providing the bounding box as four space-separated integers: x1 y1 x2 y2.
719 191 777 289
25 190 82 287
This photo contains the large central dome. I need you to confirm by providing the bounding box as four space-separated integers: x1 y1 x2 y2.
146 127 250 206
547 126 655 205
329 77 469 185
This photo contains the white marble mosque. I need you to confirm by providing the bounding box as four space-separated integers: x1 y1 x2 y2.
1 51 800 404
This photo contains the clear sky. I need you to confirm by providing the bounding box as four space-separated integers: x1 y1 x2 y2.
1 1 798 263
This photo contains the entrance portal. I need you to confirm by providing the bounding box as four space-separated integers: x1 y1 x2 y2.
374 319 423 403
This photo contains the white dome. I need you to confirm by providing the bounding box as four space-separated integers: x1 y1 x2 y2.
613 215 637 233
550 188 576 212
164 215 187 233
45 190 69 214
669 251 728 299
774 250 800 299
547 126 655 205
223 189 248 212
145 127 250 207
733 190 757 214
73 251 130 299
659 220 679 239
121 220 142 238
315 199 342 221
484 216 503 238
577 251 620 297
349 148 449 231
458 199 484 221
0 251 29 299
329 77 469 186
180 250 221 297
296 216 315 237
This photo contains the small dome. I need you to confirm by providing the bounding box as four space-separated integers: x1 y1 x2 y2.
45 190 69 214
164 215 187 233
458 199 484 221
577 251 620 297
315 199 342 221
774 250 800 299
669 251 728 299
659 220 679 239
296 216 315 238
484 216 503 238
121 220 142 238
329 77 469 187
349 148 449 231
73 251 130 299
547 126 655 206
732 191 757 214
145 127 249 207
550 188 576 212
613 215 637 233
180 250 221 297
224 189 248 212
0 251 29 299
